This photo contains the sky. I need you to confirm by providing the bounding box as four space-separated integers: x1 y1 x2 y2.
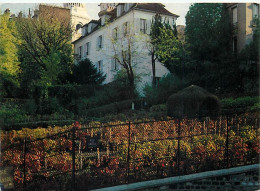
0 3 190 26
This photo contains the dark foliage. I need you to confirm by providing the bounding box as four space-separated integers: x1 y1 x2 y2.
72 58 106 85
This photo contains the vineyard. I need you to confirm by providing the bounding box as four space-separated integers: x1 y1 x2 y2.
1 111 259 190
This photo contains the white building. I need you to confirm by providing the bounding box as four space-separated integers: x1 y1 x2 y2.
72 3 179 95
63 3 90 41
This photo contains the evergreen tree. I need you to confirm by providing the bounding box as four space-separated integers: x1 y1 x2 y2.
149 14 163 87
185 3 231 62
185 3 236 93
72 58 106 85
150 14 184 79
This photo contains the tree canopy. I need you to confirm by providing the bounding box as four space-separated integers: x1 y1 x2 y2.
185 3 232 61
0 12 20 97
16 8 73 94
72 58 106 85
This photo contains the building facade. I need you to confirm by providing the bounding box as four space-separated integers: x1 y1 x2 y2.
33 4 89 41
226 3 259 54
63 3 90 41
73 3 179 94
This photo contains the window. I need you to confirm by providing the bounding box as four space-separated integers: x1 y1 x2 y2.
124 4 129 12
232 7 238 25
78 46 82 59
112 27 118 40
117 5 122 17
97 35 103 50
97 60 103 73
76 24 82 31
253 4 259 26
140 19 146 33
253 4 259 19
123 22 129 37
85 42 90 56
111 57 119 71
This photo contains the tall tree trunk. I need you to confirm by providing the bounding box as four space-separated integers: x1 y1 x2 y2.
152 51 156 88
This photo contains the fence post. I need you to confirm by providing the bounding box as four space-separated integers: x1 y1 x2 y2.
72 126 76 191
177 117 181 176
126 121 131 183
225 114 229 168
23 138 27 191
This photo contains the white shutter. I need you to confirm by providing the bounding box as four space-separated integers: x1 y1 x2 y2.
232 7 237 24
83 43 86 57
147 19 151 35
89 42 91 55
95 62 98 70
135 18 140 34
96 36 100 50
100 60 103 72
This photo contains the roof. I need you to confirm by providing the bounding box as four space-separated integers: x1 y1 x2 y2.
72 3 179 44
133 3 179 17
75 19 101 42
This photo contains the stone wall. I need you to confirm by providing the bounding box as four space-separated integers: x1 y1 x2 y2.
95 164 259 191
148 170 259 191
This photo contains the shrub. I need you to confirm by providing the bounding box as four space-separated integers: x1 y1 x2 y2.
24 99 37 115
221 96 259 109
0 103 27 128
167 85 220 117
150 104 167 113
84 100 132 117
143 74 185 106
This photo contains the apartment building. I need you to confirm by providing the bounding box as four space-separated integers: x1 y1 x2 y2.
72 3 179 94
226 3 259 54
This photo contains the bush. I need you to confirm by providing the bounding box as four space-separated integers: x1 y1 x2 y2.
24 99 37 115
84 100 132 117
221 96 259 109
143 74 185 106
0 103 27 128
150 104 167 113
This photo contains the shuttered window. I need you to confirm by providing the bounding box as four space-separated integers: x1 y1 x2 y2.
140 19 146 33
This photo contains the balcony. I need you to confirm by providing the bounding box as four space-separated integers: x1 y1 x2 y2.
251 18 259 27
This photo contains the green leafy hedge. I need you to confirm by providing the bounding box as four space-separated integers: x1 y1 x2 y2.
0 103 27 128
221 96 259 110
83 100 133 117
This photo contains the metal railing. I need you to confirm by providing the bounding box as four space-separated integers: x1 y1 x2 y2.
1 111 259 190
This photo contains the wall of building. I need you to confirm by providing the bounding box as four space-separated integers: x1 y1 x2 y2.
228 3 256 53
63 3 90 41
39 4 71 26
74 8 176 95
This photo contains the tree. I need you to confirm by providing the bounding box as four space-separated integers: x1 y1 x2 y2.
156 24 184 76
184 3 235 93
72 58 106 85
185 3 231 62
16 6 73 98
148 14 181 86
149 14 163 87
237 20 259 92
0 11 20 97
110 25 144 99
